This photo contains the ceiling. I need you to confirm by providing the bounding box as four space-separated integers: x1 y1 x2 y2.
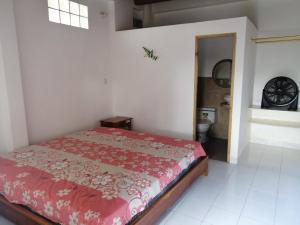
152 0 248 11
133 0 298 6
134 0 248 6
134 0 171 5
134 0 170 5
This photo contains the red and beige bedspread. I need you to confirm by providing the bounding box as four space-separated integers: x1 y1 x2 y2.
0 127 206 225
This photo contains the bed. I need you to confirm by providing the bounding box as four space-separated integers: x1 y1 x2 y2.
0 127 208 225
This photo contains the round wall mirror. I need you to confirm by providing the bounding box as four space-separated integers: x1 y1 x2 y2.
212 59 232 88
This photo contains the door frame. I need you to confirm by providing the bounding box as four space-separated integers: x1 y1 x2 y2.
193 33 237 163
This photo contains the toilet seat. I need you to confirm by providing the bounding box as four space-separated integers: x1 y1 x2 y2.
197 107 216 143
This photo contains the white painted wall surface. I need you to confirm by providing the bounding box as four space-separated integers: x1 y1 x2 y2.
127 0 300 150
110 12 256 162
0 43 13 152
252 42 300 108
0 0 28 152
250 0 300 150
252 0 300 34
114 0 134 31
153 1 252 27
249 107 300 149
198 37 233 77
137 0 300 109
251 0 300 109
14 0 112 144
237 19 257 157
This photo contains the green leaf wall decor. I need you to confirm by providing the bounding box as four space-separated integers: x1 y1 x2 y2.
143 47 159 61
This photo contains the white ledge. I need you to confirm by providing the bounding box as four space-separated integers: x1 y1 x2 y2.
249 106 300 128
250 118 300 128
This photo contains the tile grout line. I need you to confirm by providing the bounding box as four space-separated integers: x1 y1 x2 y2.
162 172 220 225
163 146 279 225
162 191 193 225
236 148 264 225
199 162 236 224
160 210 174 225
198 190 221 224
273 150 283 225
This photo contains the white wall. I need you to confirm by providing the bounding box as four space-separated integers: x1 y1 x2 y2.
14 0 112 144
237 19 257 157
250 0 300 149
153 0 252 26
251 0 300 34
198 37 233 77
140 0 300 109
114 0 134 31
251 0 300 108
252 42 300 108
249 107 300 149
129 0 300 150
110 12 256 163
0 0 28 152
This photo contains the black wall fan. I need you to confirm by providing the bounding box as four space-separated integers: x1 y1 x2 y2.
261 76 299 111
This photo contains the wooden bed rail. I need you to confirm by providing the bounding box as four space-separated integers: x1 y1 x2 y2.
0 157 208 225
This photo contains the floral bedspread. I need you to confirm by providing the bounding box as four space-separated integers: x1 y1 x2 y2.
0 127 206 225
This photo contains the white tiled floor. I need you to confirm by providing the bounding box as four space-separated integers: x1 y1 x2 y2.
0 217 14 225
156 143 300 225
1 143 300 225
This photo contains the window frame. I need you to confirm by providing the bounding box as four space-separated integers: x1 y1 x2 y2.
47 0 89 29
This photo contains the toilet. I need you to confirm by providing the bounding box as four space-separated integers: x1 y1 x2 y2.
197 107 216 143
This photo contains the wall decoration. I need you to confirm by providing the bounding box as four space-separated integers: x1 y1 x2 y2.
142 47 158 61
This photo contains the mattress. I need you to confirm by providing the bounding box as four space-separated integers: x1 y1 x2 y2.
0 127 206 225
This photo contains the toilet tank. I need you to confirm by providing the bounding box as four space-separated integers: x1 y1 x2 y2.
198 107 216 123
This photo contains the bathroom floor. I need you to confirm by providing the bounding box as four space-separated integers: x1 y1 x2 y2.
203 137 228 162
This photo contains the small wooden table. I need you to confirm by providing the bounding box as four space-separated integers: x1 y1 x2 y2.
100 116 133 130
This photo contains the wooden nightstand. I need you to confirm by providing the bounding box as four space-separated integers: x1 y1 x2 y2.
100 116 133 130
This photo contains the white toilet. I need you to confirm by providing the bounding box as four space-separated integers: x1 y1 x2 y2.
197 107 216 143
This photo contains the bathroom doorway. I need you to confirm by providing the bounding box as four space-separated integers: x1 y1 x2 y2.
193 33 236 162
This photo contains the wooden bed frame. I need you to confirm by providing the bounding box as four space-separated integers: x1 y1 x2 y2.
0 157 208 225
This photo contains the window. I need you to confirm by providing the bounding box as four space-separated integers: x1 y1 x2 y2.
48 0 89 29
